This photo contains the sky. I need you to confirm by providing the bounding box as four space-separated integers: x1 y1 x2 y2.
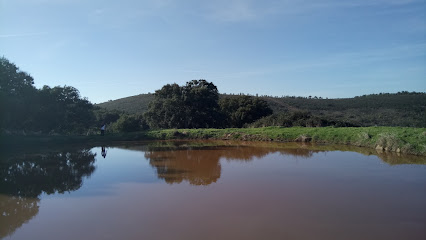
1 0 425 103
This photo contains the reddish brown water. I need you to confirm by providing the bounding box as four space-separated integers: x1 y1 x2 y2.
1 141 425 240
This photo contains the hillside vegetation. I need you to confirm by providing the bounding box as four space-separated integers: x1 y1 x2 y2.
98 92 426 127
97 94 155 114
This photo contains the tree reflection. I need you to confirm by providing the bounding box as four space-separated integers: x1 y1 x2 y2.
0 148 97 238
0 195 39 238
144 142 316 186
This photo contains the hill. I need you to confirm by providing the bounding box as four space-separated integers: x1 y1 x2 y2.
97 92 426 127
97 94 155 114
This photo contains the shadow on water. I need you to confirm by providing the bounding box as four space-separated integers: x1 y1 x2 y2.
0 149 97 238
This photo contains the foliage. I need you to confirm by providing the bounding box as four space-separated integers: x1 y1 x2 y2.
0 57 38 131
99 92 426 128
96 93 154 114
109 114 149 132
249 111 358 128
219 95 273 127
0 57 35 96
35 85 95 133
93 107 121 126
0 57 95 134
144 80 223 129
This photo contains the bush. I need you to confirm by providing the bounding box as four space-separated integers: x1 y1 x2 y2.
110 115 149 132
249 111 358 128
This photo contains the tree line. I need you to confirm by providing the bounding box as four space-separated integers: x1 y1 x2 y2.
2 56 424 135
0 57 274 134
0 57 95 134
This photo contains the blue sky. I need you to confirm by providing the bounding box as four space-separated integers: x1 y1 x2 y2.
1 0 425 103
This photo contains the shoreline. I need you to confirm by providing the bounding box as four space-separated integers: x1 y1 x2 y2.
1 127 426 156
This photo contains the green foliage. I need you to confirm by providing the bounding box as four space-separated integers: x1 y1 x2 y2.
183 80 223 128
96 93 155 114
100 92 426 128
35 85 95 133
0 57 38 130
219 95 273 127
250 111 358 128
144 80 222 129
110 114 148 132
0 57 95 134
93 107 121 126
0 57 35 96
260 93 426 127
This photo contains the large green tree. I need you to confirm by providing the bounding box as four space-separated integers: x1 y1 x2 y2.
182 80 222 128
0 57 38 130
145 80 222 129
35 85 95 133
0 57 95 133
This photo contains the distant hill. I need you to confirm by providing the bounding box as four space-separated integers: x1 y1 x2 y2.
97 92 426 127
97 94 155 114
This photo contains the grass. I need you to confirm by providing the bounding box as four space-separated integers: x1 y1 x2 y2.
2 127 426 156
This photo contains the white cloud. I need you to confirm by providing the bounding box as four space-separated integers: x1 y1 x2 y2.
206 0 257 22
0 32 48 38
202 0 424 23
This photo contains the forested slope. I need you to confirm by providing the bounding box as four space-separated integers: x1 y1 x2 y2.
97 92 426 127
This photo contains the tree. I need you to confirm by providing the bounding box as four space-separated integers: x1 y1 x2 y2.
36 85 95 133
0 57 38 131
0 57 96 133
182 80 222 128
144 83 186 128
219 95 273 128
0 57 35 96
145 80 222 129
110 114 148 132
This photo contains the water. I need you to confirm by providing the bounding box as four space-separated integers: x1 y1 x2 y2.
1 141 425 240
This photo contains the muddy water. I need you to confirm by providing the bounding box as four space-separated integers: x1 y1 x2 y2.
1 141 425 240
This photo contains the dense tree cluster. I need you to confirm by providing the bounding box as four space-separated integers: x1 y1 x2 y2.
145 80 223 128
249 111 358 128
109 114 149 132
0 57 95 134
220 95 272 128
144 80 273 129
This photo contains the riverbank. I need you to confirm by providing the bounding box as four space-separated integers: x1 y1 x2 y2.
2 127 426 156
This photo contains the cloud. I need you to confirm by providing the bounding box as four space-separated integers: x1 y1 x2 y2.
203 0 424 23
206 0 257 22
0 32 48 38
86 0 175 28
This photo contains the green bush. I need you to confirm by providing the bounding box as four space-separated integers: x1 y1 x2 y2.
110 115 149 132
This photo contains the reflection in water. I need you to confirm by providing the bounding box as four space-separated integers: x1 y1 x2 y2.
101 146 107 158
140 141 426 186
144 142 323 185
146 149 221 185
1 141 425 239
0 149 97 238
0 195 39 238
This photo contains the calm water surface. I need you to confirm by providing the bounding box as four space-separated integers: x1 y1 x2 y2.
1 141 425 240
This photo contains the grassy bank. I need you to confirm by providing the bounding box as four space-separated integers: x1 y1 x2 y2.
2 127 426 156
